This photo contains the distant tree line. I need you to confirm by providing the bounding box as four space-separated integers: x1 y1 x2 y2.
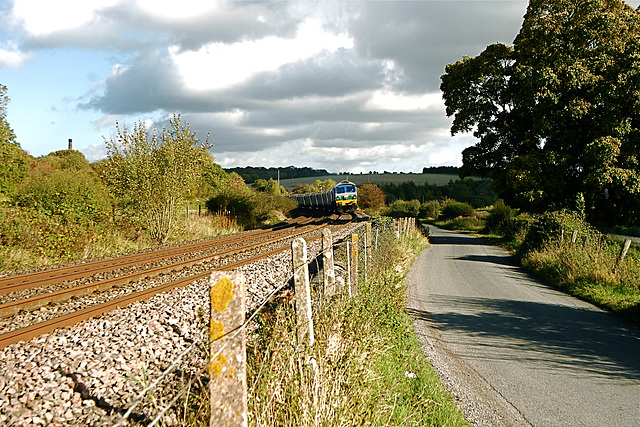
379 178 496 208
224 166 329 184
421 166 460 175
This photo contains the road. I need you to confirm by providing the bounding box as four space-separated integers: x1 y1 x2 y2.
406 225 640 426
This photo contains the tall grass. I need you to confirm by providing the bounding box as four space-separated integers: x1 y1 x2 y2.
522 231 640 322
247 219 467 426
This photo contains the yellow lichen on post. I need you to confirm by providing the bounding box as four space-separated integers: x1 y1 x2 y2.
209 353 228 377
209 271 247 427
210 319 225 341
211 277 234 312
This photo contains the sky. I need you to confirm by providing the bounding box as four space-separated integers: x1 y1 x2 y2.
2 1 638 174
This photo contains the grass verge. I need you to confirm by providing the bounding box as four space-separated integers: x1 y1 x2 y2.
247 219 468 426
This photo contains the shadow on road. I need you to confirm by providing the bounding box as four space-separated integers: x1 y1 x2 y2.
455 254 517 267
407 296 640 381
429 234 488 246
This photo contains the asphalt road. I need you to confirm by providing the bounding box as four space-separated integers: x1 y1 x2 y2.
406 225 640 426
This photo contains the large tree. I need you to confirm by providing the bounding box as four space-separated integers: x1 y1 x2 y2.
441 0 640 226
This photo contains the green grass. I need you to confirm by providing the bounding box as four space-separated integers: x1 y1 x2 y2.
521 237 640 323
278 173 461 189
246 220 468 426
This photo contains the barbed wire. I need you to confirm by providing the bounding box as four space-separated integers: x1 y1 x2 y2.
115 270 296 426
115 222 377 425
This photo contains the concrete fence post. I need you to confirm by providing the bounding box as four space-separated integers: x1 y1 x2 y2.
292 238 314 346
346 241 352 298
571 230 578 245
209 271 248 427
350 233 359 297
363 230 368 286
617 239 632 266
322 228 338 297
366 223 372 259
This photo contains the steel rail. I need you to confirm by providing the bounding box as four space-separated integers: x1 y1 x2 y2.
0 218 357 349
0 216 321 296
0 223 329 318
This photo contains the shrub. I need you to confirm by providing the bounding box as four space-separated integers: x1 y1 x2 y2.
519 210 597 255
486 199 517 236
15 166 111 225
419 200 440 219
357 183 386 210
385 199 420 218
207 187 297 229
441 201 474 219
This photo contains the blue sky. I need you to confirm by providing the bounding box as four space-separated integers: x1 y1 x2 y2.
2 0 638 173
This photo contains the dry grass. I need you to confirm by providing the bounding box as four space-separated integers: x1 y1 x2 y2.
521 235 640 322
246 220 468 426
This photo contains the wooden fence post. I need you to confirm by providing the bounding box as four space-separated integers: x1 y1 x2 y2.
322 229 338 297
571 230 578 245
209 271 248 427
350 234 359 297
292 238 314 346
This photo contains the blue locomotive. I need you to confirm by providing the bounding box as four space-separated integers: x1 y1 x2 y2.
289 180 358 213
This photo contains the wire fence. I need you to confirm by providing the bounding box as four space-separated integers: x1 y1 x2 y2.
112 218 418 426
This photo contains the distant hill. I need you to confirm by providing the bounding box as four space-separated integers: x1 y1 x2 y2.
224 166 329 184
277 173 461 189
223 166 463 186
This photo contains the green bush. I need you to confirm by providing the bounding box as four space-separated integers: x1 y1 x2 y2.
15 168 111 225
206 187 296 228
418 200 440 219
441 201 475 219
519 210 597 255
486 199 517 236
385 199 420 218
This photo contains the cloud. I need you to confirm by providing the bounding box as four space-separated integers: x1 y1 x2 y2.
169 18 353 91
0 43 32 68
6 0 544 171
347 1 527 92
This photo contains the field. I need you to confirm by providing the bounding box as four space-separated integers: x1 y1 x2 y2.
277 173 460 189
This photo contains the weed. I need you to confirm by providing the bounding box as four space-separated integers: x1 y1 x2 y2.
246 221 467 426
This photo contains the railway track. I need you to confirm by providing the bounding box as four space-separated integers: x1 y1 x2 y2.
0 214 318 297
0 213 361 349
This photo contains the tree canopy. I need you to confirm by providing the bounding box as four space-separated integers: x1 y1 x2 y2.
441 0 640 227
0 84 28 199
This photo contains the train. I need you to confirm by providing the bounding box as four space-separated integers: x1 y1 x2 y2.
288 180 358 213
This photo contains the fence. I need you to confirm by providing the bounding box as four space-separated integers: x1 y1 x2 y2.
113 218 417 426
560 228 634 266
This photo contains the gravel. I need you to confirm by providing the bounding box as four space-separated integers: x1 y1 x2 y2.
0 223 362 426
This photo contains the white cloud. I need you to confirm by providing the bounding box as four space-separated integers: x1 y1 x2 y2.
0 44 32 68
12 0 118 35
136 0 219 20
366 90 444 112
170 18 353 90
